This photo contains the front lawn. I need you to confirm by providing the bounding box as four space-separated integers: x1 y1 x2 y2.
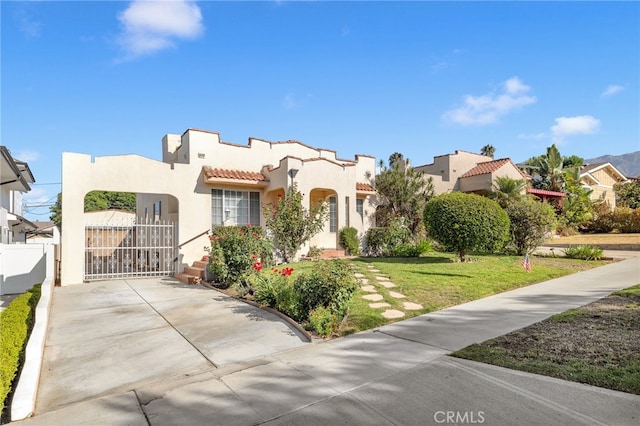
340 253 611 335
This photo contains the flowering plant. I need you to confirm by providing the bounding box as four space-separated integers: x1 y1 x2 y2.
207 225 273 288
250 260 298 317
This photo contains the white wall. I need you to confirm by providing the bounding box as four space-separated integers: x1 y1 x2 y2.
0 243 47 295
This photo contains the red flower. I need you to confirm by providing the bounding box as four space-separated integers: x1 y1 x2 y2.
281 267 293 276
253 261 263 272
251 254 257 260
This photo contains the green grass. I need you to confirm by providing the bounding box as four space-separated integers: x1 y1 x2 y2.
452 284 640 395
341 253 609 333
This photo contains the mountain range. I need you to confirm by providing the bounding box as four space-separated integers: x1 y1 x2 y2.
585 151 640 178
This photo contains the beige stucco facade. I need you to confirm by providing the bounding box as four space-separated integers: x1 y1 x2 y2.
414 150 528 195
61 129 377 286
579 163 627 208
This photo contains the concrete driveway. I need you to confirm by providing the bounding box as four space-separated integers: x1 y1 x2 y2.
34 278 309 414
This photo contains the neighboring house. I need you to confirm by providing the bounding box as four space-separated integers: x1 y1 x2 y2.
60 128 377 285
1 146 36 244
1 146 52 296
579 163 628 208
26 221 60 245
414 150 529 195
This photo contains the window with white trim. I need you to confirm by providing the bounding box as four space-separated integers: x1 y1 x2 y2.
211 189 260 226
356 198 364 219
329 196 337 232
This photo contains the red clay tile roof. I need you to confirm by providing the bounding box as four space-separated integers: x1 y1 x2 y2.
460 158 529 179
356 182 376 192
527 188 566 197
202 166 267 182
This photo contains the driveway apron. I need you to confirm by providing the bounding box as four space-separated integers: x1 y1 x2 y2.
34 278 308 414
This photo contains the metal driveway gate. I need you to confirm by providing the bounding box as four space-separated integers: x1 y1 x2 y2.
84 219 177 281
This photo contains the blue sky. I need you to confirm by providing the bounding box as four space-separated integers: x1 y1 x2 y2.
2 1 639 220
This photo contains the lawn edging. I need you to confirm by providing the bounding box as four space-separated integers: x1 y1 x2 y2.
10 275 55 421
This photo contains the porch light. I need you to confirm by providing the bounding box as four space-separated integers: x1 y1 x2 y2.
288 168 299 186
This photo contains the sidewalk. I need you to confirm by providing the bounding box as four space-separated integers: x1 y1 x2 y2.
14 256 640 425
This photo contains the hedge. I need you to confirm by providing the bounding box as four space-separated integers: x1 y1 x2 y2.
0 285 41 420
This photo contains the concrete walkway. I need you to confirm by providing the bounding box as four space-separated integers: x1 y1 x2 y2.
14 255 640 425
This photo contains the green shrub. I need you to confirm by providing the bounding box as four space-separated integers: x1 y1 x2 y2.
208 225 273 287
390 240 433 257
251 265 299 319
363 214 414 257
612 207 640 233
563 245 604 260
424 192 510 262
364 227 387 257
293 260 359 321
505 197 557 255
308 306 338 338
580 203 615 233
338 227 361 255
1 284 41 419
307 246 323 260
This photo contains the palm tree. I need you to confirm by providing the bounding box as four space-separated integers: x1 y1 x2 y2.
536 144 565 193
481 144 496 158
491 176 526 207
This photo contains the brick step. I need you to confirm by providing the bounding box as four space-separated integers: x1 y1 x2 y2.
193 260 208 269
321 249 346 259
184 266 205 279
174 273 200 285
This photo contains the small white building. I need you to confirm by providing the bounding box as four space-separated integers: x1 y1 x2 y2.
61 129 377 286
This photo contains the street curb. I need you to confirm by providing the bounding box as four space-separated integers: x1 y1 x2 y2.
11 275 54 421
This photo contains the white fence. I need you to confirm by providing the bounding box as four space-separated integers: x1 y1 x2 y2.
0 243 50 295
84 220 177 281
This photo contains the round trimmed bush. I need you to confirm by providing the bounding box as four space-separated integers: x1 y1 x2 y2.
424 192 510 261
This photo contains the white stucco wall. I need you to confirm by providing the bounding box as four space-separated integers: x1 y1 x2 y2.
61 130 377 285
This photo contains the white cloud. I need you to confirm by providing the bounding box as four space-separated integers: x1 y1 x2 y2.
517 132 547 140
14 7 41 38
341 25 351 37
601 84 624 98
117 0 204 60
442 77 537 125
282 93 312 110
551 115 601 142
14 150 39 162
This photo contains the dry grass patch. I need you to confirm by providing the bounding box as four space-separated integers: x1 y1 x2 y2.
452 285 640 395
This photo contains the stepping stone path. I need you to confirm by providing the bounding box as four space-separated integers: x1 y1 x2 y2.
358 263 424 319
403 302 423 310
388 291 406 299
362 294 383 302
381 310 405 319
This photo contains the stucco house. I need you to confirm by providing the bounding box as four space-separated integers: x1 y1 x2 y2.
579 162 627 208
60 128 377 286
413 150 529 195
